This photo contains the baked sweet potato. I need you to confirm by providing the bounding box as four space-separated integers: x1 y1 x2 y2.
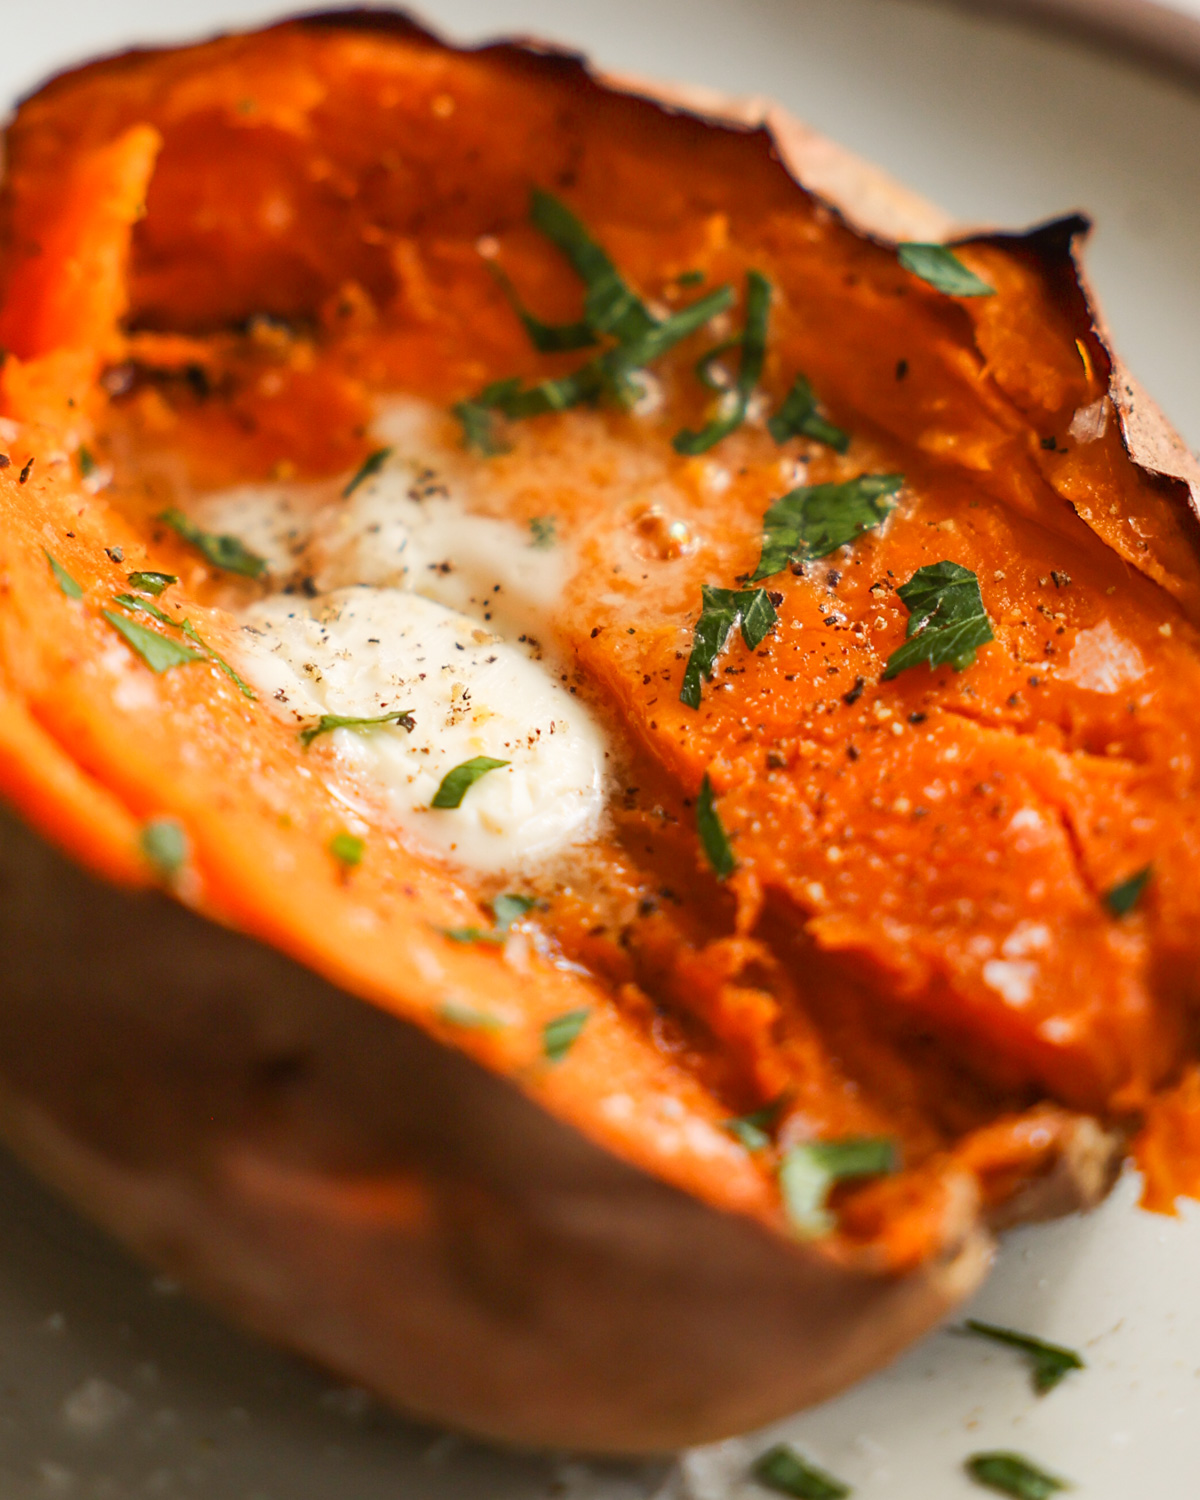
0 9 1197 1454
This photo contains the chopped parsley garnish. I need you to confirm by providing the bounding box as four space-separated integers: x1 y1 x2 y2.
77 445 96 478
881 561 994 679
299 709 415 749
680 584 777 708
898 242 995 297
778 1136 897 1239
126 571 177 596
487 260 596 353
1104 865 1151 917
752 1443 850 1499
139 817 188 878
492 892 536 931
342 446 394 498
329 831 365 868
529 516 557 548
674 269 770 454
439 1002 507 1032
453 398 512 456
696 772 736 880
965 1452 1068 1499
442 925 501 945
442 892 535 947
749 475 903 581
543 1007 591 1063
159 508 267 579
113 592 173 624
431 755 509 809
676 269 706 287
723 1101 781 1152
529 188 658 345
177 620 257 700
455 191 733 449
45 551 82 600
962 1320 1084 1394
103 610 205 674
767 373 851 452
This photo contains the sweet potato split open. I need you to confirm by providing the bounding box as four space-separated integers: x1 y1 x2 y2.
0 10 1198 1450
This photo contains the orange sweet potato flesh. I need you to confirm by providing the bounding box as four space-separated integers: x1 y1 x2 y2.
0 10 1197 1450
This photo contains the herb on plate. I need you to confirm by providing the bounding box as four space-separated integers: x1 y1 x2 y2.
329 831 365 868
723 1100 782 1152
674 269 771 454
749 475 903 581
139 817 188 878
159 507 267 579
431 756 510 810
45 550 82 600
881 561 994 679
964 1452 1068 1499
299 709 415 749
767 373 850 452
439 1002 507 1032
898 243 995 297
961 1320 1084 1394
696 771 736 880
126 571 177 596
342 445 394 498
752 1443 851 1499
1104 865 1151 917
543 1008 591 1062
103 609 205 674
442 892 536 947
778 1137 898 1238
680 584 777 708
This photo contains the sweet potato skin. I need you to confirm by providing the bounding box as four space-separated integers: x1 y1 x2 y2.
0 803 991 1452
0 8 1185 1451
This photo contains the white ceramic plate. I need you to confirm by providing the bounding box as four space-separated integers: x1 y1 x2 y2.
1 4 1198 1497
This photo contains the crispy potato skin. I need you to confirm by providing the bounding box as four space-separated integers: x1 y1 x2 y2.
0 9 1190 1450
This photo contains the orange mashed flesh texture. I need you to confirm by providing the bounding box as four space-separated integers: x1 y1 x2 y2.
1 17 1198 1256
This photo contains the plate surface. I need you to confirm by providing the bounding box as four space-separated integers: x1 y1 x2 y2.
1 3 1198 1498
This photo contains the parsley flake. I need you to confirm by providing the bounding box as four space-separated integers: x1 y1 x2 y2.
329 831 364 868
487 259 596 353
139 817 188 878
898 242 995 297
431 756 509 809
543 1007 590 1062
177 619 257 699
439 1002 507 1032
453 398 512 456
45 551 82 600
77 446 96 478
342 446 394 498
492 892 536 931
529 516 557 549
723 1101 781 1152
442 925 502 946
752 1443 850 1499
126 571 177 596
681 584 777 708
750 475 902 581
103 610 205 674
965 1452 1068 1499
299 709 415 749
674 269 770 455
778 1136 897 1239
113 592 173 624
767 373 851 452
696 772 736 880
962 1320 1084 1394
159 508 267 579
882 561 994 679
529 188 658 345
1104 865 1151 917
